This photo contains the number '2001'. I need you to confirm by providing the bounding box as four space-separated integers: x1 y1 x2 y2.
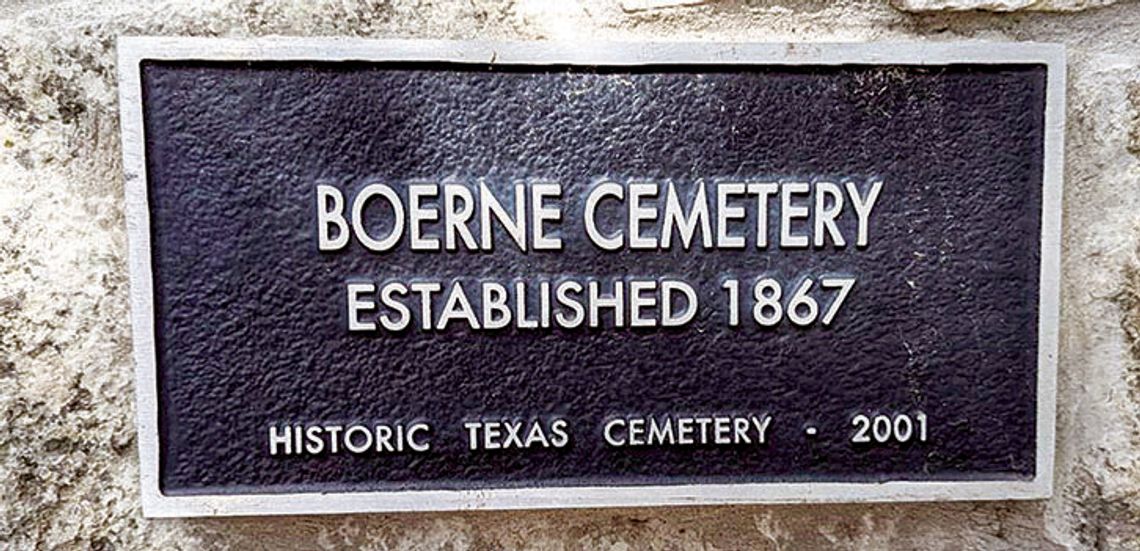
851 412 928 444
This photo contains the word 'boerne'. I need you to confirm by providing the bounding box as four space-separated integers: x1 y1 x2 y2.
316 179 884 252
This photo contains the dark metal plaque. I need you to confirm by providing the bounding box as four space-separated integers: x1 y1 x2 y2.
118 39 1063 517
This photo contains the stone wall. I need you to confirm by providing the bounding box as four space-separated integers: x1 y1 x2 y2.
1 0 1139 549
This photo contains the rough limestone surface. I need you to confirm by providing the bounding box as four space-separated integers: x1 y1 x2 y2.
890 0 1122 12
1 0 1140 549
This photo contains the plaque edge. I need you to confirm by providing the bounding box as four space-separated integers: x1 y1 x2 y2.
115 37 1064 518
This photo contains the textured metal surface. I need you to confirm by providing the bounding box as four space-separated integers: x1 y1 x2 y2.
139 60 1046 496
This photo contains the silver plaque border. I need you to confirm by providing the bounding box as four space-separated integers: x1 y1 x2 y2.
117 37 1064 518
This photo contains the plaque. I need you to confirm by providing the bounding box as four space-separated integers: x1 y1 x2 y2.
118 38 1063 517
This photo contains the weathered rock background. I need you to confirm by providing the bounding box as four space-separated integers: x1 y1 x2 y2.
1 0 1139 549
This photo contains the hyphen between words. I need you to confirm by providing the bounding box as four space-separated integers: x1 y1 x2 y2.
316 179 884 333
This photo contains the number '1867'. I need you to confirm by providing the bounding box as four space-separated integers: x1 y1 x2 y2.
721 276 855 327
